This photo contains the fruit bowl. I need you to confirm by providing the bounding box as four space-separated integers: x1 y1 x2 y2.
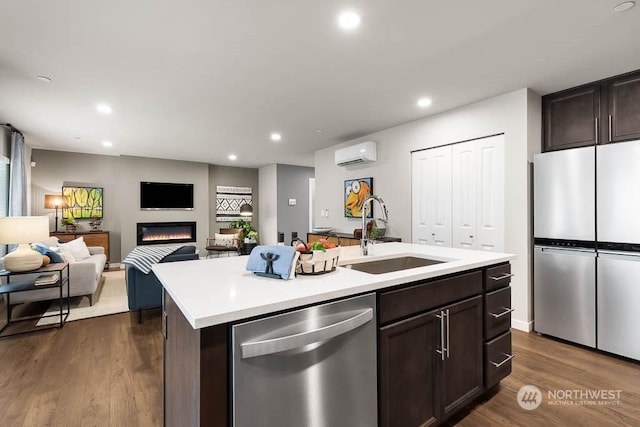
293 239 340 275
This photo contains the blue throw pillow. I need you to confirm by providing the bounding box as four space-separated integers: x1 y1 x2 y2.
31 243 65 264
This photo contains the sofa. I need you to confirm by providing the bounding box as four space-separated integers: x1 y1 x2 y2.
125 245 198 321
1 236 107 307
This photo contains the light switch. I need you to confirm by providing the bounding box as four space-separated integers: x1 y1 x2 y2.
288 198 296 206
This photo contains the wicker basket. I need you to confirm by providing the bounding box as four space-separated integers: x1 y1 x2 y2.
296 247 341 275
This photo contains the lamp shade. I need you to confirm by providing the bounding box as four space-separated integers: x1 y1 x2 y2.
44 194 63 209
0 216 50 244
240 204 253 216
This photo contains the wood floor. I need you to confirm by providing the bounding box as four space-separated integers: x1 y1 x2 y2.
1 310 639 426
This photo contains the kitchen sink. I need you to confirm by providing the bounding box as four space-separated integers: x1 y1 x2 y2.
343 256 445 274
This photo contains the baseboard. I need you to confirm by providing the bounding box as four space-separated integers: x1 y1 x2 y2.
511 318 533 332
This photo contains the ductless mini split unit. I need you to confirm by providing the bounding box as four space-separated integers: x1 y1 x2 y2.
334 141 377 166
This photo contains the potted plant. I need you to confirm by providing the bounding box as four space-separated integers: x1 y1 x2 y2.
228 219 256 242
245 230 258 243
61 217 77 233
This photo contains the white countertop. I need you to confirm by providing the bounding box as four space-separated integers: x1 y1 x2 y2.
153 242 515 329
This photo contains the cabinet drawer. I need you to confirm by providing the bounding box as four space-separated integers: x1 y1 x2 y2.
485 286 512 340
484 263 512 291
379 271 482 325
484 331 512 390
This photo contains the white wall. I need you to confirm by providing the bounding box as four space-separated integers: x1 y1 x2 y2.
314 88 541 331
258 164 277 245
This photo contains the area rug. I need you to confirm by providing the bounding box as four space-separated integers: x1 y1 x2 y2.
36 270 129 326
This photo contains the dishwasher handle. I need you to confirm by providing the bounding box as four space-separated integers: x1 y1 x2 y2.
241 308 374 359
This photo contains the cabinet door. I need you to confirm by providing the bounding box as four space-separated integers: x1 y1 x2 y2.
438 295 483 419
412 146 452 246
379 311 439 427
608 71 640 143
543 85 600 151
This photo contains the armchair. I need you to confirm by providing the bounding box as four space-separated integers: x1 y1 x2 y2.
125 245 198 322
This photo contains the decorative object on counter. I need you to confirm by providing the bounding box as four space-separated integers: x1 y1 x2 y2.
312 226 333 233
344 177 373 218
44 194 64 232
62 186 103 219
88 219 102 231
61 216 78 233
216 185 252 221
245 245 299 279
0 216 50 272
292 238 340 275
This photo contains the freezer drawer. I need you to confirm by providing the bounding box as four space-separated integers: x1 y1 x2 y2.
597 253 640 361
232 293 377 427
533 246 596 347
533 147 595 241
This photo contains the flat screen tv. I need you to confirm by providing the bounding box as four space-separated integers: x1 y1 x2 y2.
140 182 194 210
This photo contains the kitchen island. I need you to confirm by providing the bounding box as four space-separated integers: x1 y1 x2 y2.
154 243 515 426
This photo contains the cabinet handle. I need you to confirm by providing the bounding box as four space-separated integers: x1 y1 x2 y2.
490 273 514 281
490 353 514 368
435 311 445 361
608 114 612 142
445 308 450 359
489 307 514 318
595 117 599 144
162 310 168 340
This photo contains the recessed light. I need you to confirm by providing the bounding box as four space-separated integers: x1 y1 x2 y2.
96 104 113 114
36 76 52 82
417 97 432 108
228 154 237 161
614 1 635 12
270 133 282 142
102 140 113 147
338 11 361 30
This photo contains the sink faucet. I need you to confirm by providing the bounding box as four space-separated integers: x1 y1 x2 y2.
361 195 388 255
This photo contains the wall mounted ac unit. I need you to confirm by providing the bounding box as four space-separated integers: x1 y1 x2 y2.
335 141 377 166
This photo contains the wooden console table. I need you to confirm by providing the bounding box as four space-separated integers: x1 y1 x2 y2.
51 230 110 267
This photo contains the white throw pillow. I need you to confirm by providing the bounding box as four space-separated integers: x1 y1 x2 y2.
59 236 92 260
58 246 77 263
213 233 238 246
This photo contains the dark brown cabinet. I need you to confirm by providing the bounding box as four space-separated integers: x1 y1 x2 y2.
543 85 601 151
608 72 640 143
542 68 640 152
379 284 483 427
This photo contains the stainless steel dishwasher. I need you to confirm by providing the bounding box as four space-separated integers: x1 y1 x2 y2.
232 293 377 427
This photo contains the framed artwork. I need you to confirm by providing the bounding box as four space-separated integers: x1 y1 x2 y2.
344 177 373 218
216 185 252 221
62 186 103 219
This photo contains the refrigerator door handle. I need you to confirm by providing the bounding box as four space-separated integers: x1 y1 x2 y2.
535 246 596 256
598 251 640 261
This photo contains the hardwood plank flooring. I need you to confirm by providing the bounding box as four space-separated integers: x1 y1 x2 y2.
0 308 162 427
1 306 639 426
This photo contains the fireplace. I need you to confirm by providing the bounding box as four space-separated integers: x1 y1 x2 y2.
137 222 197 246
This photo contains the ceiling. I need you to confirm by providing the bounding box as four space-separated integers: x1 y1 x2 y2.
1 1 639 168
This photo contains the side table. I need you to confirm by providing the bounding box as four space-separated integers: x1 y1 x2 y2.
242 242 258 255
0 262 70 338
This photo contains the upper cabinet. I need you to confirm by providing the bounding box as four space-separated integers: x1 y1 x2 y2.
542 69 640 152
543 85 601 151
608 72 640 143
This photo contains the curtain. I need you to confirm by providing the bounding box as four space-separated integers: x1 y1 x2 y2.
8 131 26 216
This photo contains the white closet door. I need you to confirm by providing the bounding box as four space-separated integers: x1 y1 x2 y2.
412 146 452 246
452 142 478 249
475 135 504 251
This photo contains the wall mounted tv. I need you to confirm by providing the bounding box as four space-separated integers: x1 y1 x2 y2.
140 182 194 210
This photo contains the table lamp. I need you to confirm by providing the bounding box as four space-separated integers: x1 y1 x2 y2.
44 194 63 232
0 216 50 272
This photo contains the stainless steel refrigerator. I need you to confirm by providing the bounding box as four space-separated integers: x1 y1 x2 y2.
596 140 640 360
533 146 596 348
